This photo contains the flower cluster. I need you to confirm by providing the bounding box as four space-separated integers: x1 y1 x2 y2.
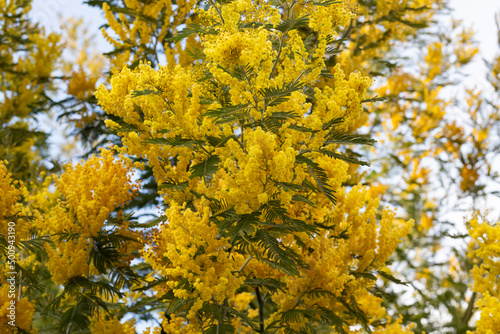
0 161 23 228
467 215 500 333
42 150 140 284
95 0 413 331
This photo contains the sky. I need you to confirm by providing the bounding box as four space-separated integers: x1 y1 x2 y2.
450 0 500 90
452 0 500 60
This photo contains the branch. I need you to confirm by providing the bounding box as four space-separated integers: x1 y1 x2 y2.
461 291 477 329
255 287 265 333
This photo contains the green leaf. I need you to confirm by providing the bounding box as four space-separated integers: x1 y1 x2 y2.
133 277 169 292
258 114 292 133
89 242 120 274
279 308 316 323
273 180 308 192
307 304 349 332
129 215 167 228
142 135 205 148
131 88 161 98
324 132 376 146
289 124 317 133
351 271 377 281
59 304 90 332
107 118 141 133
52 230 80 243
259 201 318 234
204 103 251 124
291 194 315 206
304 288 337 299
251 229 308 276
325 46 342 54
239 21 272 29
189 155 221 182
18 236 48 252
167 296 194 314
231 64 255 81
312 0 342 6
322 116 345 130
361 95 387 103
320 68 335 79
244 278 286 293
158 181 189 192
219 212 260 244
268 111 299 119
208 198 232 215
296 154 336 204
276 14 310 33
205 323 235 334
378 270 408 285
320 150 370 167
205 135 237 148
186 46 205 60
110 266 141 290
259 81 304 107
167 23 218 43
335 297 370 331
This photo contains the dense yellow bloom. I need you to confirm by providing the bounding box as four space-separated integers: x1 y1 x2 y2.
51 149 139 238
0 161 23 225
0 1 62 120
90 314 136 334
0 161 31 242
41 149 140 284
95 0 413 330
101 0 199 69
45 237 92 284
467 215 500 333
474 293 500 334
0 284 36 334
372 316 415 333
144 201 245 320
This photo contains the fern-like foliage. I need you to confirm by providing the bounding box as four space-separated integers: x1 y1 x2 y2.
296 154 337 204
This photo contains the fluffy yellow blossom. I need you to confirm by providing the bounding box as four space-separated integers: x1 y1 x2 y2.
45 237 92 285
90 314 136 334
144 201 244 320
41 149 140 284
0 161 24 227
474 293 500 334
467 215 500 333
53 149 139 238
94 0 413 330
371 316 415 333
0 284 36 334
0 161 32 245
232 292 255 312
101 0 199 69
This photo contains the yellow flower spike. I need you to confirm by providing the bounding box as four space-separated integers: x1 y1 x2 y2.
0 284 36 334
90 313 136 334
467 214 500 333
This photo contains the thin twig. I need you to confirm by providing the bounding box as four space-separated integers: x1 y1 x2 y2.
238 256 253 274
255 287 265 333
